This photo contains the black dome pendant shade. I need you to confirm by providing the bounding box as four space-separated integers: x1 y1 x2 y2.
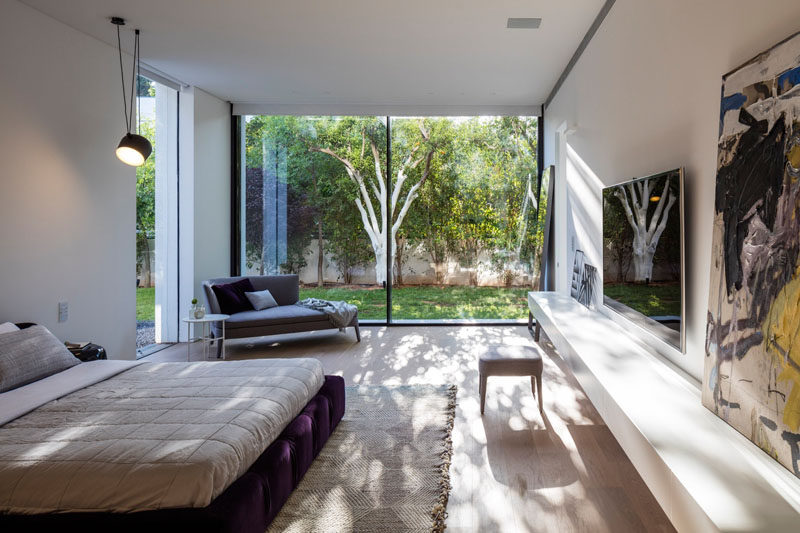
116 133 152 167
112 18 152 167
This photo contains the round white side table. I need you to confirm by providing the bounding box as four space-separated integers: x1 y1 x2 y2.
182 314 230 362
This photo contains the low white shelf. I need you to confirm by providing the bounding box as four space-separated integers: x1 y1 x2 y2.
528 291 800 532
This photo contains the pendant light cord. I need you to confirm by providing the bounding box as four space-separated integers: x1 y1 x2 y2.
116 24 130 135
128 30 137 136
137 30 141 134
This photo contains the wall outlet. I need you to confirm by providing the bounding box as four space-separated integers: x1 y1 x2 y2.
58 301 68 323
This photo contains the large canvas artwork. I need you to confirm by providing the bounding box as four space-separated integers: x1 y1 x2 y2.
704 30 800 477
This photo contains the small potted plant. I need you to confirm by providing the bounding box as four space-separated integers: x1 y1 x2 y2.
191 298 205 319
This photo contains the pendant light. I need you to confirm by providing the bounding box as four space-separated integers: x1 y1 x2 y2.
112 17 152 167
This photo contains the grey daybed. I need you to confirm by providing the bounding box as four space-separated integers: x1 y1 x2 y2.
203 274 360 356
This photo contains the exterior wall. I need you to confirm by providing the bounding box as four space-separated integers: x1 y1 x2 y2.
245 240 538 287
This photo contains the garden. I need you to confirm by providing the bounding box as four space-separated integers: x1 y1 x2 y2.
136 285 529 322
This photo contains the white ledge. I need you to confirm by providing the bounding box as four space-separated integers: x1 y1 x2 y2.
529 291 800 532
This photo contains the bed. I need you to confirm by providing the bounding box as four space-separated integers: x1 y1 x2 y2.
0 324 345 532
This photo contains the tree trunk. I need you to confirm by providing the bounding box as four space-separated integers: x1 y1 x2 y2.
141 236 152 287
633 248 655 283
374 244 388 287
394 235 407 286
434 263 445 284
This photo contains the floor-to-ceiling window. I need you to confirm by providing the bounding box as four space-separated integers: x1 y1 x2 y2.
136 74 179 354
389 116 540 320
240 116 388 321
236 115 542 323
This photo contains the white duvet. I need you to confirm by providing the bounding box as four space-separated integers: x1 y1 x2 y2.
0 358 324 513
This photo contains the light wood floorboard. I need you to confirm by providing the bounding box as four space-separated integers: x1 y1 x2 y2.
147 326 674 533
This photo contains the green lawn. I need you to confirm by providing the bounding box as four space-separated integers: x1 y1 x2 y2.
300 286 529 320
603 283 681 317
137 287 155 322
137 285 530 322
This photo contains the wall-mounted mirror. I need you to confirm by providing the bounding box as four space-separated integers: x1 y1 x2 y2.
602 168 685 352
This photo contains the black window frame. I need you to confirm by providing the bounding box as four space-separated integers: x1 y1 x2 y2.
230 113 546 327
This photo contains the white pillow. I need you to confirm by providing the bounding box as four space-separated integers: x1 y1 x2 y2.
0 322 19 335
245 289 279 310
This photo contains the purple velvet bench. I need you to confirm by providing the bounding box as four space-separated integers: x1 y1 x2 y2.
0 375 346 533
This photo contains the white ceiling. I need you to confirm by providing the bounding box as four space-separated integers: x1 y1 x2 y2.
21 0 604 110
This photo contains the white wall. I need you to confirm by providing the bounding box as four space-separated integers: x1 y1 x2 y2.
179 87 230 328
0 0 136 359
544 0 800 379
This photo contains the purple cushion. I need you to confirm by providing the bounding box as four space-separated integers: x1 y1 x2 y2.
212 279 255 314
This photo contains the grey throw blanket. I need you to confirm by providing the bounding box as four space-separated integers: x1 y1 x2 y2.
297 298 358 328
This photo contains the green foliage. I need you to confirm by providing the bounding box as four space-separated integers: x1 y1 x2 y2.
137 75 155 97
136 118 155 279
136 287 155 321
603 189 634 282
242 115 543 286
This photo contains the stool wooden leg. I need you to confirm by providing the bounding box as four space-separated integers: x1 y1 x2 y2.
536 374 543 413
534 322 541 343
479 374 487 415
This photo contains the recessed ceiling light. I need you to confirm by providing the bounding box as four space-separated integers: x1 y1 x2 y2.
507 17 541 29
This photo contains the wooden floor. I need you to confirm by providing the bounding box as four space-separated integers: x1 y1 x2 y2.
147 326 674 533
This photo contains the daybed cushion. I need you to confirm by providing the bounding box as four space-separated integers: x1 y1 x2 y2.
0 325 79 393
225 305 328 329
212 278 255 314
245 289 279 311
0 322 19 335
0 358 324 513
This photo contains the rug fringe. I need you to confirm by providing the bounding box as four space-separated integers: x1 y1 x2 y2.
431 384 457 533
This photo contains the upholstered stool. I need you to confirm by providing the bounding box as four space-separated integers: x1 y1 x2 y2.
479 345 543 415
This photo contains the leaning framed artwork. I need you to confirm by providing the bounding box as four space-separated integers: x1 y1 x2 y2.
704 30 800 477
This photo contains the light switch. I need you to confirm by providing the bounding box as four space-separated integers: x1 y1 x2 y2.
58 301 68 322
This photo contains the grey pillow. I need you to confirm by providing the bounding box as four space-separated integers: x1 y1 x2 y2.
245 289 279 310
0 325 80 393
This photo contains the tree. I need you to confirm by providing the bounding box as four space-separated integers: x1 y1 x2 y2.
311 118 436 286
136 118 155 287
324 196 373 284
612 176 677 282
603 191 633 282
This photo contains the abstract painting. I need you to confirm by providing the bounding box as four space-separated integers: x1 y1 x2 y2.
704 30 800 477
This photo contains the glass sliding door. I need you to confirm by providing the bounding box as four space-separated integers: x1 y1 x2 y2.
240 116 388 322
237 114 542 324
136 75 179 355
389 116 540 321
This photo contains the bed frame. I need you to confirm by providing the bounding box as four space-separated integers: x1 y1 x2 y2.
0 374 345 532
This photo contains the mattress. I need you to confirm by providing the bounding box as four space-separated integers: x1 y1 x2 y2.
0 358 324 514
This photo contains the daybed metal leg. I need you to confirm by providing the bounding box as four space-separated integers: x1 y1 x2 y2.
354 322 361 342
216 337 223 359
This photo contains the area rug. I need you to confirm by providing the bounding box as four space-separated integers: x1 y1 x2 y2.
268 384 457 533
